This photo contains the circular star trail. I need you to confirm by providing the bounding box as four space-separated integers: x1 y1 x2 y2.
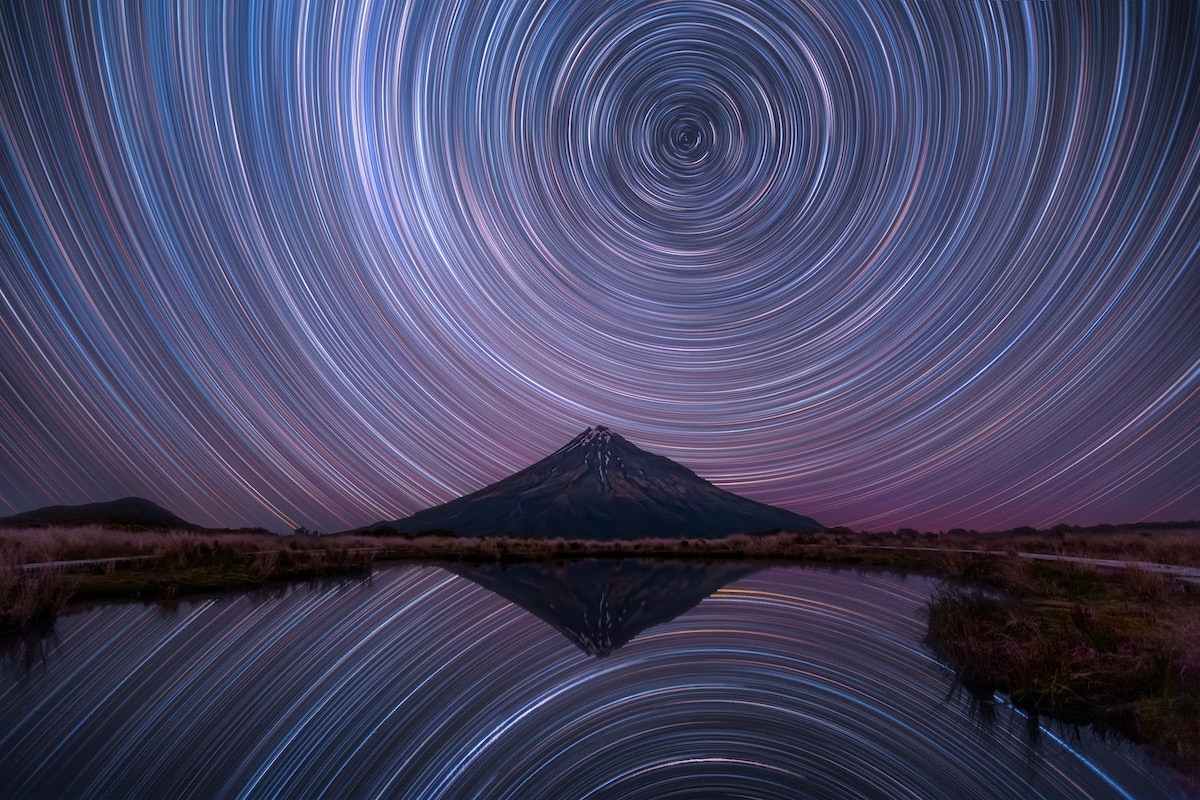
1 1 1198 531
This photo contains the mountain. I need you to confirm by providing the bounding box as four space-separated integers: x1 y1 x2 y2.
0 497 204 531
450 559 762 656
367 426 822 539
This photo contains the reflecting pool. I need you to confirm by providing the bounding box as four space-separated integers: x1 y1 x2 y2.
0 565 1187 798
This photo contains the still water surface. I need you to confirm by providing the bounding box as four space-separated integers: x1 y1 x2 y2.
0 565 1187 799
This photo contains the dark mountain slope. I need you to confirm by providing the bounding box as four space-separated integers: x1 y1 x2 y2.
369 427 821 540
0 496 203 531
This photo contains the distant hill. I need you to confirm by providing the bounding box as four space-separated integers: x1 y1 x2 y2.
360 426 822 539
0 497 204 531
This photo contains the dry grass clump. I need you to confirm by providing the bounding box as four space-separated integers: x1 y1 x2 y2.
349 530 816 561
0 527 380 614
926 556 1200 778
2 525 185 561
951 525 1200 567
0 540 75 632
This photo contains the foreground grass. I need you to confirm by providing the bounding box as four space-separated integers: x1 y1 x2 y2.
0 527 383 631
0 541 75 634
925 556 1200 780
4 523 1198 628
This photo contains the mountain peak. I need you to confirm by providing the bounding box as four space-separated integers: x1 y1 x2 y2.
369 428 822 540
557 427 633 485
562 425 614 450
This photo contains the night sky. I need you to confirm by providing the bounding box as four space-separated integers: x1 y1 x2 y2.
1 1 1198 534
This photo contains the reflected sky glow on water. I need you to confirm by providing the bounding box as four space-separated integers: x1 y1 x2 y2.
0 567 1186 798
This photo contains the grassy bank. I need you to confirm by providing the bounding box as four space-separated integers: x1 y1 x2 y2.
0 527 383 630
925 555 1200 779
3 524 1198 629
0 542 75 634
0 527 830 629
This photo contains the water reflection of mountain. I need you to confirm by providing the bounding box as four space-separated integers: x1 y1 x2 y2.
448 559 761 656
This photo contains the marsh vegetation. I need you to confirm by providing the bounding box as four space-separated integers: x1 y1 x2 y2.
3 522 1198 629
924 556 1200 780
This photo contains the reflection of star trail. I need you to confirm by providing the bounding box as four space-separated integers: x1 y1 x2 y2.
0 568 1182 798
0 2 1198 532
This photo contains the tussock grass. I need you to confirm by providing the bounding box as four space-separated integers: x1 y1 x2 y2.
0 540 75 633
926 556 1200 779
0 527 379 620
362 530 817 561
957 525 1200 567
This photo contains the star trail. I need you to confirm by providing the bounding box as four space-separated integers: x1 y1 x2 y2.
1 1 1198 532
0 567 1185 798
